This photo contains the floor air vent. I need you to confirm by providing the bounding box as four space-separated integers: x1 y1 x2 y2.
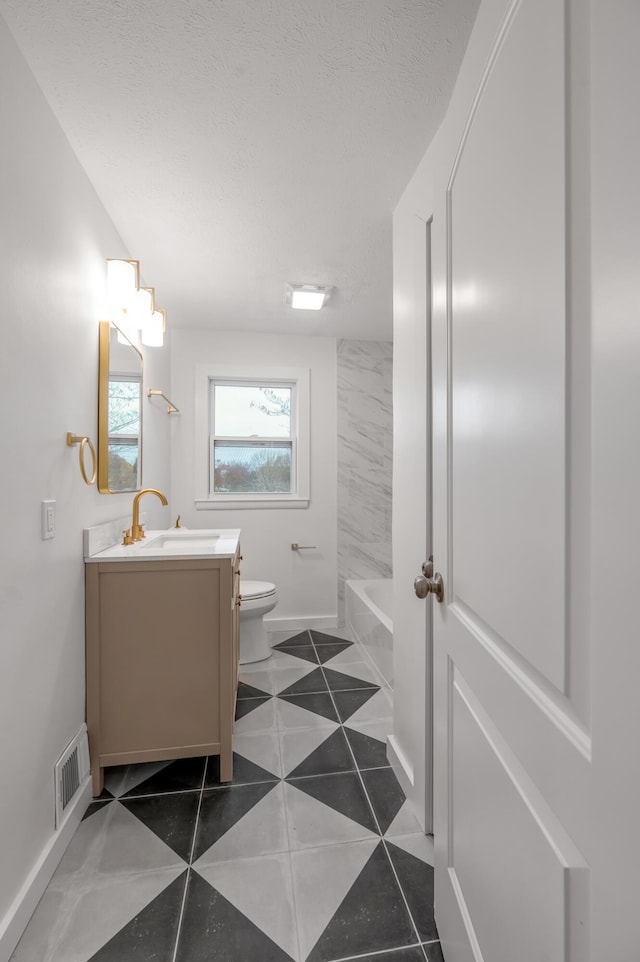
54 724 90 828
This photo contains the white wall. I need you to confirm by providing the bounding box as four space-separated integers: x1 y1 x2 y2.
170 328 338 628
0 16 171 958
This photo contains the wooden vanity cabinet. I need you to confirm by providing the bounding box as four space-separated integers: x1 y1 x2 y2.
85 547 241 796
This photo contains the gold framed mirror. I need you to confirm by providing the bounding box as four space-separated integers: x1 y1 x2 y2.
98 320 143 493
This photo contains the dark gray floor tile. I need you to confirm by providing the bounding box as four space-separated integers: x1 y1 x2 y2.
176 870 295 961
205 751 280 788
286 728 355 778
279 645 319 664
83 798 113 820
121 793 200 862
121 757 206 797
273 631 312 650
361 767 406 834
193 782 278 860
235 695 271 720
310 630 352 646
344 726 390 770
306 842 416 961
277 691 339 723
387 842 437 942
288 771 379 833
332 687 379 722
238 680 272 699
315 642 354 664
424 941 445 961
278 667 329 696
323 667 380 692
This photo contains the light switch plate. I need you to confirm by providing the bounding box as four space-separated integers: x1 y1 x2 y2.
41 500 56 540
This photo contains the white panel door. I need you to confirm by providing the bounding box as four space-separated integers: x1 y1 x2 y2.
431 1 591 959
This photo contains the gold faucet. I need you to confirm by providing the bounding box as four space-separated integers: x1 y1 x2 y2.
127 488 168 542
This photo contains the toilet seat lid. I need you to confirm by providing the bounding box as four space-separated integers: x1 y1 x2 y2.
241 580 277 600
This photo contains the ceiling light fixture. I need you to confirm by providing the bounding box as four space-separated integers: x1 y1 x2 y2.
285 284 332 311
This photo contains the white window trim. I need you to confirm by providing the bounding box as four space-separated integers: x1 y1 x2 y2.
194 363 310 509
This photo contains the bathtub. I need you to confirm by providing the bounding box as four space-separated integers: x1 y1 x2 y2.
345 579 393 688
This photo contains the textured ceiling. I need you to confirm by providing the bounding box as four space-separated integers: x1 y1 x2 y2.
0 0 478 338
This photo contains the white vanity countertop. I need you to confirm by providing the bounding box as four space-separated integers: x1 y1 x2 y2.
84 528 241 563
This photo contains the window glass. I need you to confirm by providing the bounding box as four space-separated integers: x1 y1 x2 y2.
213 442 292 493
108 441 139 490
108 377 141 436
214 385 291 438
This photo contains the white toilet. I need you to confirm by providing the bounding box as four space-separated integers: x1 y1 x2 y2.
239 580 278 664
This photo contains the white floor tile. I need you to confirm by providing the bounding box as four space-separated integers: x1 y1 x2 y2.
232 730 283 778
195 853 300 961
383 800 424 839
11 867 183 962
238 668 278 693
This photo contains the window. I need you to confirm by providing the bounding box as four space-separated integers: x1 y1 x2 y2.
211 381 295 495
194 365 310 508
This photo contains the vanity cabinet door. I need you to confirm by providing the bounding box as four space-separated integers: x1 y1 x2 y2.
96 561 223 755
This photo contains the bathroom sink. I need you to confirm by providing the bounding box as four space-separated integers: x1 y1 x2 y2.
140 530 220 552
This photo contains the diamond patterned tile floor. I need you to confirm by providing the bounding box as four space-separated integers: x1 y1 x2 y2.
10 630 441 962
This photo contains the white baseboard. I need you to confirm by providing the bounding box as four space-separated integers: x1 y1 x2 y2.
387 735 427 834
0 778 92 962
266 614 338 632
387 734 414 794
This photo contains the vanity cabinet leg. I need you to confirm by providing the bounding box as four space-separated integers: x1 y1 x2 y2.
219 748 233 783
92 765 104 797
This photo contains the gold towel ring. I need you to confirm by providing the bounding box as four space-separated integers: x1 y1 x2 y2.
66 432 97 485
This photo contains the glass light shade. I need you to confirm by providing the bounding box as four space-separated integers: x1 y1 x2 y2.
129 287 154 329
106 259 138 310
142 309 165 347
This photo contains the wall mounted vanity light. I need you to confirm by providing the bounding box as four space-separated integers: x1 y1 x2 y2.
106 258 167 347
285 284 333 311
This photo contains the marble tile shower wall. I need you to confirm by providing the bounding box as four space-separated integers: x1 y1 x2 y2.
337 339 393 623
